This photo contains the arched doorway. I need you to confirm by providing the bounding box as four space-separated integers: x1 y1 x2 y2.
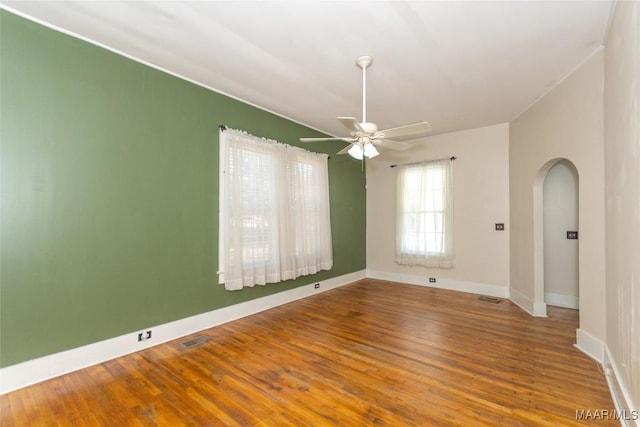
542 160 579 309
532 158 580 316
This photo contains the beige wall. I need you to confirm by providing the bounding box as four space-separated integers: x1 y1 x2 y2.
509 51 605 336
604 0 640 410
367 123 510 292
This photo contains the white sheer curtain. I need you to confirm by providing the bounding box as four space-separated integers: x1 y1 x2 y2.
396 158 454 268
219 128 332 290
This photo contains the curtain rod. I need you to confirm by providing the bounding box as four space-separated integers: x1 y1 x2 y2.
389 156 456 168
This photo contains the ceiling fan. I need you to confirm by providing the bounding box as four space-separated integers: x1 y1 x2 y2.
300 55 431 160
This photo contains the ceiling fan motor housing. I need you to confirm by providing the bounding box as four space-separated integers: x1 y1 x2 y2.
355 55 373 69
359 122 378 134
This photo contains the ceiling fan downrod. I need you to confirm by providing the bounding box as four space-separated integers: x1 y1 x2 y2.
356 55 373 124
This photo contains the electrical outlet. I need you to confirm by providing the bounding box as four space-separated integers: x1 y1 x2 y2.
137 330 152 342
314 283 320 289
495 223 505 231
429 277 436 283
567 231 578 240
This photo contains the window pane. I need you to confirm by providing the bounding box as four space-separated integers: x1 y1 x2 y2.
396 159 453 266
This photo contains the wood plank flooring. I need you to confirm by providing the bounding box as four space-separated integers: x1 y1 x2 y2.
1 279 616 426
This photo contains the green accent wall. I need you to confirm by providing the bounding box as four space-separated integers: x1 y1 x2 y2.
0 10 366 367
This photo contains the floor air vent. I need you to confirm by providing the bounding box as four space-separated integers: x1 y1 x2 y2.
181 335 211 349
479 295 501 303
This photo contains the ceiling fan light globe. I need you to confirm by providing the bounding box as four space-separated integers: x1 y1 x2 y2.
348 144 364 160
363 142 379 159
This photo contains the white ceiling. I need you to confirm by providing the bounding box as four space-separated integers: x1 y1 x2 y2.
2 1 614 139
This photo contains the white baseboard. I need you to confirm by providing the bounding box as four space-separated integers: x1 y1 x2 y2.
575 328 605 363
509 287 548 317
0 270 365 395
603 347 640 426
366 269 510 298
573 335 639 426
545 292 579 309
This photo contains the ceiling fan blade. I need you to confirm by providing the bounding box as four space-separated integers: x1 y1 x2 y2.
337 117 364 134
376 138 413 151
377 122 432 142
337 144 354 155
300 137 353 142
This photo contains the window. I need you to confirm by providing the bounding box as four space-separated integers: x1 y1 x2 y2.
219 128 332 290
396 158 454 268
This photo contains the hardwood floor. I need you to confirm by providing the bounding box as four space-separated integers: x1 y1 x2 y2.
1 279 616 426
